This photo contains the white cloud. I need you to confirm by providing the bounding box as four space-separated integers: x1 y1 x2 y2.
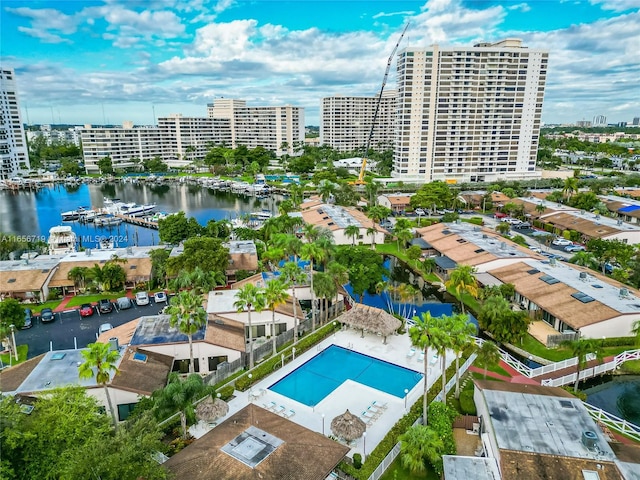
372 10 415 19
589 0 640 12
17 27 72 44
508 3 531 12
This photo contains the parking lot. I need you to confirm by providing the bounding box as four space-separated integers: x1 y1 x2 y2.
16 298 167 359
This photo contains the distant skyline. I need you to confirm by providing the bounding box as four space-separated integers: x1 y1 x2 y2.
2 0 639 127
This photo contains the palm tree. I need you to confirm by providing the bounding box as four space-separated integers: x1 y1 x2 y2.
476 340 501 379
344 224 360 246
495 222 511 235
327 261 348 313
409 312 449 424
560 338 602 392
154 373 214 439
450 314 477 399
570 251 598 269
280 261 306 344
318 179 336 203
399 424 444 475
67 266 89 293
421 257 436 275
166 290 207 374
90 263 106 292
435 316 454 400
264 278 289 355
171 269 194 292
272 233 302 262
234 283 266 369
445 264 478 315
301 242 326 332
633 320 640 346
395 228 413 250
313 271 336 324
562 177 579 202
535 202 546 216
364 180 380 206
189 266 225 295
366 226 377 248
78 342 120 429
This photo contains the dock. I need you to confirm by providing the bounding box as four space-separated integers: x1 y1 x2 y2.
114 214 159 229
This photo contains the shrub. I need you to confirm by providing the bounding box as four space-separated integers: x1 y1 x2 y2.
352 453 362 469
466 217 484 226
217 384 235 401
459 390 477 415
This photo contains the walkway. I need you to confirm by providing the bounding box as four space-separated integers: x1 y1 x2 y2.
468 360 539 385
536 355 616 383
53 295 74 312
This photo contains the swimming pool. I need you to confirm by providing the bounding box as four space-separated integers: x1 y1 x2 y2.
268 345 422 407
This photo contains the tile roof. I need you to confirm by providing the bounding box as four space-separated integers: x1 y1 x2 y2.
0 354 45 393
164 404 349 480
0 267 54 294
49 258 152 287
110 347 173 396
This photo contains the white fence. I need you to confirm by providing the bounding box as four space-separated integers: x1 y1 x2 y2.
582 402 640 443
541 349 640 387
365 352 477 480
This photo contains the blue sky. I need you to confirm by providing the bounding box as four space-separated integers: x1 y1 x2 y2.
2 0 639 126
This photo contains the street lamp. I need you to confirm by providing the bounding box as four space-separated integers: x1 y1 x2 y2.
248 373 253 398
292 347 296 360
404 388 409 410
321 413 325 435
10 325 17 361
363 432 367 462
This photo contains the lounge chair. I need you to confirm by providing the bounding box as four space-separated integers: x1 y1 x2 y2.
417 351 425 363
283 409 295 418
430 354 439 366
275 405 286 415
265 401 277 411
362 410 376 420
360 414 374 426
372 400 388 410
367 406 382 418
406 347 416 358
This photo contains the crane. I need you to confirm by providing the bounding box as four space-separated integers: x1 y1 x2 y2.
352 23 409 185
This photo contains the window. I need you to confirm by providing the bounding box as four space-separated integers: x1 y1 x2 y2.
118 403 138 421
208 355 229 371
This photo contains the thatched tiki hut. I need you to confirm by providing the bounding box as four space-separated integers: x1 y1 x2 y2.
337 304 401 343
330 409 366 442
195 396 229 424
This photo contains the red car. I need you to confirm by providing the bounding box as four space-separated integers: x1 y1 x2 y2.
79 303 94 317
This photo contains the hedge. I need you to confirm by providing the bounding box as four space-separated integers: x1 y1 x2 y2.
234 321 341 392
339 347 475 480
459 390 477 415
601 336 638 347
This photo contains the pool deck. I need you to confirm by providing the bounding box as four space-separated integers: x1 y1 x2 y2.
190 326 454 460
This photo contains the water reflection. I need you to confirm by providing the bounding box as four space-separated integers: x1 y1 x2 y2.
585 375 640 425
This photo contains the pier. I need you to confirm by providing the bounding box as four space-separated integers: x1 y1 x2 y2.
114 214 159 229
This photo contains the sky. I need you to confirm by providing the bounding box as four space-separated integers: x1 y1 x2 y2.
1 0 639 127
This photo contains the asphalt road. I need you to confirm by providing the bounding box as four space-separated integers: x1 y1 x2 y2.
16 300 166 359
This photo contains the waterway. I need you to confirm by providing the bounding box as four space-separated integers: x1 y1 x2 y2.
0 183 280 248
584 375 640 425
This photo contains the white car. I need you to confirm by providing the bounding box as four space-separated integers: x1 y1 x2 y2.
414 208 425 216
135 291 150 306
153 291 167 303
552 238 573 246
98 323 114 335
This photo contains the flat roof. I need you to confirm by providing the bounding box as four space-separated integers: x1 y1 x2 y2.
443 456 500 480
207 289 241 314
130 315 207 346
227 240 257 255
481 388 616 461
60 245 156 262
16 348 121 394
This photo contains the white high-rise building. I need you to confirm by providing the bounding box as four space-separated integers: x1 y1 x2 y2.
393 38 548 183
0 68 30 179
158 114 231 162
207 99 304 156
320 91 396 153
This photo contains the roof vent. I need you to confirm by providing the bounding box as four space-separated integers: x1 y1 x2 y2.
482 234 488 239
581 431 598 450
579 272 588 281
109 337 119 352
86 248 91 257
616 219 623 226
126 246 133 255
500 242 507 250
620 288 629 298
549 257 557 266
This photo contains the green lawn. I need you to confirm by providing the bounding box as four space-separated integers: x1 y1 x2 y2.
65 292 127 308
620 360 640 374
375 243 439 283
379 456 439 480
471 371 505 382
29 300 62 314
0 344 28 366
473 362 511 378
519 334 635 363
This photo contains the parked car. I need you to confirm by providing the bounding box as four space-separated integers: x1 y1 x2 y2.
98 323 114 335
565 244 586 252
529 246 542 253
135 291 150 306
40 308 55 323
79 303 94 317
98 298 114 314
513 221 531 229
116 297 133 310
552 238 573 246
414 208 425 216
23 308 33 329
153 291 167 303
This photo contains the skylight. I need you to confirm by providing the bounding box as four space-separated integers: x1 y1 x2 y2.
539 275 560 285
571 292 595 303
527 269 540 275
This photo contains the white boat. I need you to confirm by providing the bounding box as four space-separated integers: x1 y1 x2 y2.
48 226 77 255
94 214 122 226
249 209 273 221
119 203 156 217
61 206 88 221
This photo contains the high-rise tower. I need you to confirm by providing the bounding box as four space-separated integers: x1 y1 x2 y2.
0 68 30 179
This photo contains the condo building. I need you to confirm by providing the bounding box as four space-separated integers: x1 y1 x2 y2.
0 68 30 179
392 38 548 183
320 91 397 153
158 114 231 162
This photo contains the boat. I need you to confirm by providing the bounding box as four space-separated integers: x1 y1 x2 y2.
94 214 122 226
119 203 156 217
48 226 77 255
249 209 273 221
98 237 114 249
61 206 88 221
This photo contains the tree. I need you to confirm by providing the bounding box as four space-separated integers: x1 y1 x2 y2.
327 261 349 311
318 179 337 202
313 271 336 324
450 314 476 399
562 177 579 201
496 221 511 235
409 312 449 425
366 226 378 248
100 261 127 291
560 338 602 392
166 290 207 374
399 424 444 475
0 299 24 358
365 180 380 206
154 373 214 439
445 265 478 315
189 266 225 294
395 228 413 250
344 224 360 246
535 202 546 215
367 205 392 224
150 247 170 287
280 261 306 343
264 278 289 355
633 319 640 346
476 340 500 379
158 211 204 245
569 251 598 269
234 283 266 369
478 295 529 345
78 342 120 429
97 156 114 175
167 236 229 275
301 242 326 332
406 244 422 262
410 181 453 210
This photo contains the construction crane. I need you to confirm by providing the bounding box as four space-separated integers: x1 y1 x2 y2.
352 23 409 185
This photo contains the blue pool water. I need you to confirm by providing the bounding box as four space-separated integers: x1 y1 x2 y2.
269 345 423 407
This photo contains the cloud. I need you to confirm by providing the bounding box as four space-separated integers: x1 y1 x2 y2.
508 3 531 12
589 0 640 12
5 6 79 43
17 27 72 44
372 10 415 19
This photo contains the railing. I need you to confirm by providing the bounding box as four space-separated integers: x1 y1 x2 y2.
529 357 577 378
541 349 640 387
366 352 477 480
582 402 640 443
474 337 533 377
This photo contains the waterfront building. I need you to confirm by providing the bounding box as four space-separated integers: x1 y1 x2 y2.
393 38 547 184
26 124 84 147
158 114 231 163
320 91 396 153
81 122 163 173
0 67 30 179
208 99 304 156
